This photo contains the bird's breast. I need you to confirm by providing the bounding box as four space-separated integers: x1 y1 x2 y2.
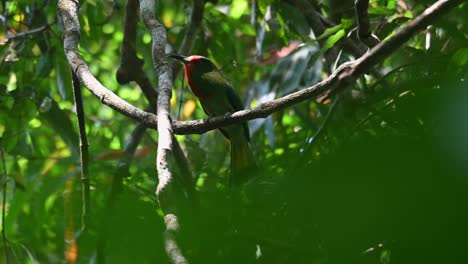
184 66 209 99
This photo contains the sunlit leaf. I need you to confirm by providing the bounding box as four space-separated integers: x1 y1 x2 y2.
451 47 468 66
229 0 249 19
368 7 394 15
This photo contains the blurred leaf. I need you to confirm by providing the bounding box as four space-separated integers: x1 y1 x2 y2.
277 2 310 37
387 0 397 8
257 40 301 65
368 7 394 15
323 29 345 50
264 115 275 148
94 149 123 160
183 99 197 118
2 128 20 153
135 145 157 158
258 0 273 14
55 53 72 100
270 44 320 96
38 97 79 158
229 0 249 19
316 25 343 41
35 53 53 78
452 47 468 66
341 17 354 30
403 10 414 19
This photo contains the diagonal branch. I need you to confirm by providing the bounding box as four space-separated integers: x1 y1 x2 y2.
171 0 464 134
58 0 464 138
58 0 158 127
3 22 53 42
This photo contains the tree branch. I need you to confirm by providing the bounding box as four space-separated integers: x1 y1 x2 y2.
58 0 159 127
355 0 380 48
58 0 464 138
115 0 195 193
287 0 339 67
3 22 53 42
171 0 464 134
71 71 90 231
140 0 188 263
115 0 160 110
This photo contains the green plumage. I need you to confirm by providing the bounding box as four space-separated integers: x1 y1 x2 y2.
171 54 256 186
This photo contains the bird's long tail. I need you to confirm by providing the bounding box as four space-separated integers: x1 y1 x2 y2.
230 134 257 186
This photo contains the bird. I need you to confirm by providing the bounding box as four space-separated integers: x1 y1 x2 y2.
170 54 256 186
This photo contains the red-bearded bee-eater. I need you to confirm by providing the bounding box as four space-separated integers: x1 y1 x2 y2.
170 54 256 186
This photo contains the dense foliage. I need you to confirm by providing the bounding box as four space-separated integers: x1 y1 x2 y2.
0 0 467 263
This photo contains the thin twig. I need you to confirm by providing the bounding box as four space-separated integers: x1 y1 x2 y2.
0 142 9 264
71 71 90 231
368 63 414 91
292 97 341 173
287 0 338 68
0 20 54 67
348 89 413 138
305 97 341 152
355 0 380 48
4 23 52 42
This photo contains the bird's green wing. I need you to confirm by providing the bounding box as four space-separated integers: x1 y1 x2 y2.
225 84 250 142
200 70 250 141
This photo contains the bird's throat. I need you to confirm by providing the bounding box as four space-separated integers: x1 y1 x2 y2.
183 64 206 99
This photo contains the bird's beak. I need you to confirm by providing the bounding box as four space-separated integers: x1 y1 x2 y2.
169 54 189 64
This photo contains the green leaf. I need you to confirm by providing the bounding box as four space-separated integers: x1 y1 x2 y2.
387 0 397 8
452 47 468 66
341 18 354 30
403 10 414 19
278 2 310 37
55 53 72 100
229 0 249 19
257 0 272 14
2 128 20 153
316 25 343 41
238 23 256 36
35 54 53 78
368 7 394 15
38 98 79 158
324 29 345 49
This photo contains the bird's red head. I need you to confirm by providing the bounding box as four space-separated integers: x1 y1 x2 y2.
170 54 211 71
170 54 206 75
170 54 218 98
